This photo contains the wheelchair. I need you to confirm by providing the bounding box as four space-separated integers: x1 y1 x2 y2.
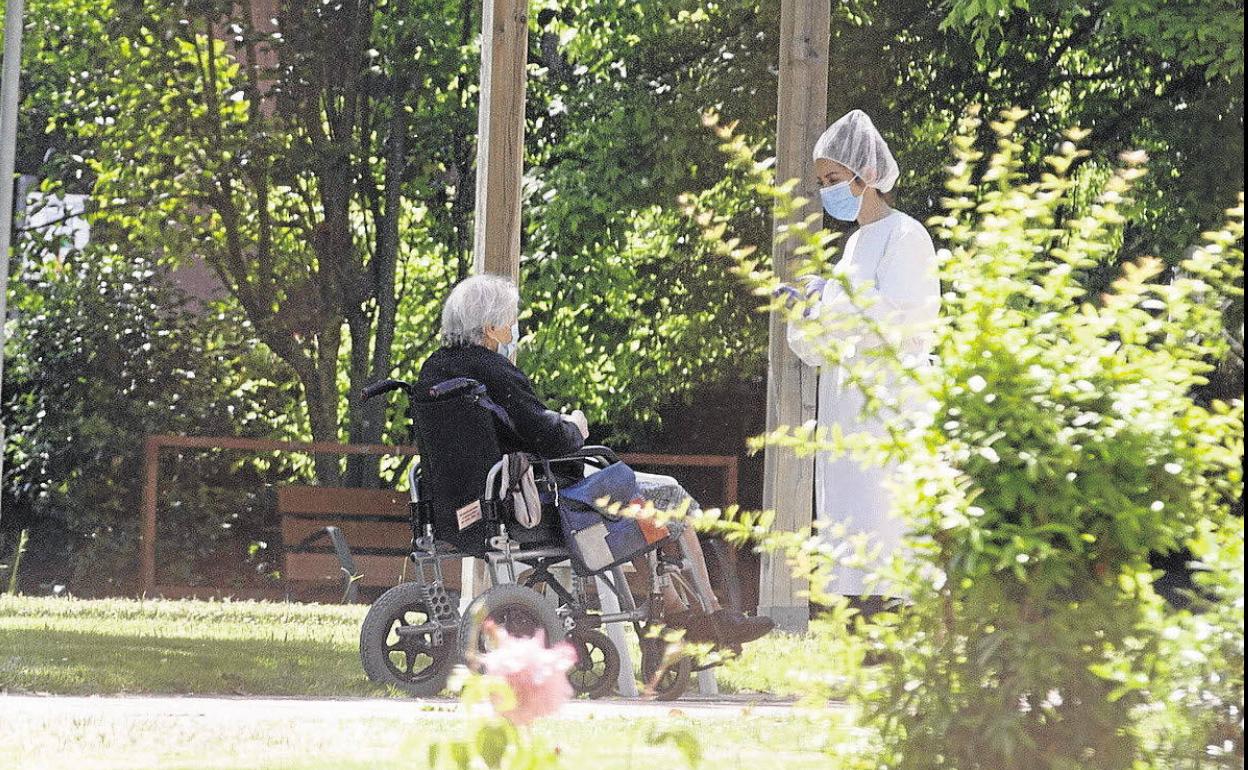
356 376 718 700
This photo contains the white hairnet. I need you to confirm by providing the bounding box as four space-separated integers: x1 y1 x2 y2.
812 110 900 193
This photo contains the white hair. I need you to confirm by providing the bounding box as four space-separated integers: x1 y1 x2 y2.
440 274 520 346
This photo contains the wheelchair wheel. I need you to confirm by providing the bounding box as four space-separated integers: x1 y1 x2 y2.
359 582 457 697
639 637 692 701
568 628 620 699
458 584 565 668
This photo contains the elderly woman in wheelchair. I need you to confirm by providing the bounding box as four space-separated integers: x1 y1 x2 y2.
358 275 773 700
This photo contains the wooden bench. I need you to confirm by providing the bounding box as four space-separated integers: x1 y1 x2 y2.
278 486 461 600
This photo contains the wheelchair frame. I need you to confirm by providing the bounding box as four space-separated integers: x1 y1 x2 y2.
358 377 716 700
407 451 710 613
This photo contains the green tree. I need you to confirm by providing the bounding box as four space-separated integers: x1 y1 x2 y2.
17 0 1242 451
34 0 483 484
515 0 1243 433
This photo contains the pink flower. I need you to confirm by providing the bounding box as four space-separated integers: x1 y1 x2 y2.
478 625 577 726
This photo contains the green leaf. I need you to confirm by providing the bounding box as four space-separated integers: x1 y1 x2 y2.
647 726 702 769
475 721 511 769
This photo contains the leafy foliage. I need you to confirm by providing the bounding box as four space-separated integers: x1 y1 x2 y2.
2 247 293 592
16 0 1243 448
24 0 484 484
10 0 1243 596
426 671 563 770
1141 517 1245 767
944 0 1244 81
687 111 1244 769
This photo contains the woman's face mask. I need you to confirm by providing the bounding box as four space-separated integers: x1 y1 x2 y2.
497 322 520 362
820 179 863 222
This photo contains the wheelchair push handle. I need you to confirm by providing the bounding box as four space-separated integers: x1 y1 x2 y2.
577 445 620 464
545 445 620 470
360 378 411 402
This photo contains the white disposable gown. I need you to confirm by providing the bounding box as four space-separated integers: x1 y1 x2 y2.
787 210 940 596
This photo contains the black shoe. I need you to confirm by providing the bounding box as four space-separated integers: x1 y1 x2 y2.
710 609 775 645
666 609 775 647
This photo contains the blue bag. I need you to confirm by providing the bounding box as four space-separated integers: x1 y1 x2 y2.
558 462 670 575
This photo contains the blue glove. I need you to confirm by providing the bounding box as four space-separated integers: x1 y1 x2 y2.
774 278 825 319
773 284 803 309
797 275 827 297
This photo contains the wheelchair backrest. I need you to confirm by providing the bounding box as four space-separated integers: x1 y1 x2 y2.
410 378 506 554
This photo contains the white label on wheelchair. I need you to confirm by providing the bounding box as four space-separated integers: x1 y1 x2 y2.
573 521 614 572
456 500 483 530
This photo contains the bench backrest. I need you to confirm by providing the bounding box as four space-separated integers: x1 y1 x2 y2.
278 486 413 588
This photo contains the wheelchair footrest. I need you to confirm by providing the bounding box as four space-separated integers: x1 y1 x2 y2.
421 581 459 625
406 567 460 647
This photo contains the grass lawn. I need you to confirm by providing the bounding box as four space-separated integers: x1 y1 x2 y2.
1 596 377 696
0 595 848 698
2 595 854 769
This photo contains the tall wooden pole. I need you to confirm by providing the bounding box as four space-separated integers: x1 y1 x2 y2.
757 0 829 633
0 0 27 529
464 0 529 604
472 0 529 282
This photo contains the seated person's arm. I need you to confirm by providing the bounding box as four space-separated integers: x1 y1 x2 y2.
490 362 586 458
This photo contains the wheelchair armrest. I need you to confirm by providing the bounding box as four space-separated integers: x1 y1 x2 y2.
552 445 620 465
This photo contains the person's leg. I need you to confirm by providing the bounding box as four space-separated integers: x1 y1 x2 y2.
676 525 721 613
635 526 721 614
631 553 685 612
632 472 720 613
631 471 772 645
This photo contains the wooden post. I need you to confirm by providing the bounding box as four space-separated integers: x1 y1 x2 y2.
757 0 830 633
140 437 159 594
472 0 529 281
466 0 530 600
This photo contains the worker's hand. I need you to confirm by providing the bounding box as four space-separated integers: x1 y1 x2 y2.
773 283 803 309
566 409 589 439
797 274 827 297
774 278 825 318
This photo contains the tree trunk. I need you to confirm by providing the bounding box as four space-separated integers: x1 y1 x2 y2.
293 338 344 487
343 310 382 488
343 80 408 487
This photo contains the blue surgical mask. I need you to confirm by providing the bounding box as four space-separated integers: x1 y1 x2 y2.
498 322 520 362
820 180 863 222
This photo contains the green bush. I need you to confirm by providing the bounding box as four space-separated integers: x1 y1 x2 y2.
689 109 1244 769
3 247 296 593
1141 517 1244 767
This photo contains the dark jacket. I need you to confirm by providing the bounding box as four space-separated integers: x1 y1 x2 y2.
417 344 584 458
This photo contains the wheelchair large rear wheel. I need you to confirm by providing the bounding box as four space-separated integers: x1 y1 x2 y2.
360 582 457 697
458 583 565 668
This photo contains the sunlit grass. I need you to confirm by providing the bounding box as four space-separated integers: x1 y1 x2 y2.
1 595 845 699
0 596 377 697
2 596 856 768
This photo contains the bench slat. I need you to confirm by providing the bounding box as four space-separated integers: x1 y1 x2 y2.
285 552 464 590
280 486 416 589
282 516 411 552
277 486 409 517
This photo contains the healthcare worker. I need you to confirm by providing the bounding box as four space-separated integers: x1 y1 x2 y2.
786 109 941 603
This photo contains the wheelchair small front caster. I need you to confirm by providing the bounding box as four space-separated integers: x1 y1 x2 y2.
567 628 621 699
359 582 458 697
638 637 692 701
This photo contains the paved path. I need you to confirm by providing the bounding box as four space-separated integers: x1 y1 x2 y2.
1 691 797 721
2 692 814 770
